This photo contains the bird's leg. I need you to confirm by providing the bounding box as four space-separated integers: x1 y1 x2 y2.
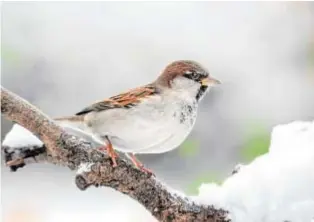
97 137 118 167
106 140 118 167
129 153 154 175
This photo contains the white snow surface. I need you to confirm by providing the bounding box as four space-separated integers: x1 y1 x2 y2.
2 124 43 149
195 121 314 222
2 121 102 151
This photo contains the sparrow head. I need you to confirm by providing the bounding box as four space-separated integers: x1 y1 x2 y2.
155 60 221 101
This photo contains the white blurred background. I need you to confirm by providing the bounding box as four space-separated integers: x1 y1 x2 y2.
1 2 314 221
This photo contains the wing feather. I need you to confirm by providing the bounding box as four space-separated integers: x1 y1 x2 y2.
75 84 159 116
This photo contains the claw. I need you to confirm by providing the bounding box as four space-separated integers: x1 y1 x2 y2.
129 153 154 176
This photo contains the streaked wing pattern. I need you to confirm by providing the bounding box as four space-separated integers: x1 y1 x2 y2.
75 84 159 115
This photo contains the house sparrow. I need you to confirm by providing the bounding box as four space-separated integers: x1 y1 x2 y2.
55 60 220 173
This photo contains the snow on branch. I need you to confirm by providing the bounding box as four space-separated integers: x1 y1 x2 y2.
1 86 229 222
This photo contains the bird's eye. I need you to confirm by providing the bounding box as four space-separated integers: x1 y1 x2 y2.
183 71 199 80
192 72 199 79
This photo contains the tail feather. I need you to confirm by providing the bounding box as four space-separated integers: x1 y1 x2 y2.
54 115 87 132
54 115 84 122
54 115 96 141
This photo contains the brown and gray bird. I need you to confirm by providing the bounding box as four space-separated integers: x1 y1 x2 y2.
55 60 221 173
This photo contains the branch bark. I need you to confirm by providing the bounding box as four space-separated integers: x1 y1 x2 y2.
1 86 230 222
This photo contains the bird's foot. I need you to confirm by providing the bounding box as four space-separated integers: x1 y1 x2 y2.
130 154 154 176
98 143 118 167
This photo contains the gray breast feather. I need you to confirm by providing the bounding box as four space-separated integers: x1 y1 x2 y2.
87 94 198 154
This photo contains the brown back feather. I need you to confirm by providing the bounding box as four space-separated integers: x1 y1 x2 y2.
75 84 159 115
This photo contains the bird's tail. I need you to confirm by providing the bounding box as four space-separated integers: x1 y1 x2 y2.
54 115 84 122
54 115 96 140
54 115 88 133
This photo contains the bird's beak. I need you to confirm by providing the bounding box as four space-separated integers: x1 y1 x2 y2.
201 76 221 86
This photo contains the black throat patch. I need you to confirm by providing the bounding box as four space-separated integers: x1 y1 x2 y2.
196 85 208 101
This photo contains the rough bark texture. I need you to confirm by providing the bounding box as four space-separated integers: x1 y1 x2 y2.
1 86 230 222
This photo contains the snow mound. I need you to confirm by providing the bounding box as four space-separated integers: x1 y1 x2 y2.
2 121 101 152
2 124 43 149
195 121 314 222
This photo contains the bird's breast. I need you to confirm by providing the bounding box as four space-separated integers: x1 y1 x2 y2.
177 102 198 126
88 95 198 153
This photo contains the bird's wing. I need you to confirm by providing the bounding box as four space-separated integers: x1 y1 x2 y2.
75 84 159 115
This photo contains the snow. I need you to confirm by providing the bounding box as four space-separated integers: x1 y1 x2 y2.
2 124 43 149
2 121 103 152
77 163 93 174
195 121 314 222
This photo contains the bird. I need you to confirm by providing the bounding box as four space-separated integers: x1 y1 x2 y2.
55 60 221 174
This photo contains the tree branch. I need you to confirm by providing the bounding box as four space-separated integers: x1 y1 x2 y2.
1 86 230 222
